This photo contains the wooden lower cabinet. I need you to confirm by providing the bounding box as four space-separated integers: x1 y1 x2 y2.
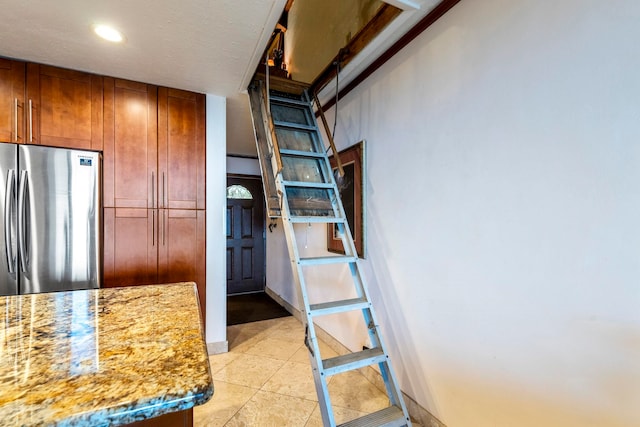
104 208 158 287
104 208 206 324
157 209 206 323
125 408 193 427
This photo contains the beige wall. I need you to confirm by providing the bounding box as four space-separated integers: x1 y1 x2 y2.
285 0 383 83
268 0 640 425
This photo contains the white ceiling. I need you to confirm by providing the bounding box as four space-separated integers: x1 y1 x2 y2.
0 0 285 156
0 0 442 157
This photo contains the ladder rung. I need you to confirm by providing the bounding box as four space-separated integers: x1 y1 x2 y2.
288 216 344 224
338 406 407 427
299 256 357 266
280 148 325 158
274 120 317 131
322 348 387 376
270 95 310 107
283 181 333 189
309 298 370 316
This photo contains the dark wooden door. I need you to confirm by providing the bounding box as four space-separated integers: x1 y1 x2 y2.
226 177 265 295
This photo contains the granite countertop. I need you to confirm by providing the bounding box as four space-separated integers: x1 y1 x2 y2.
0 283 213 426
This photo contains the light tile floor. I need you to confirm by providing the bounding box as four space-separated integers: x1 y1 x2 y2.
194 316 418 426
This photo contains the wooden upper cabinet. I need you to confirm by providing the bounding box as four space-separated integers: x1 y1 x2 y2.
0 58 25 143
103 208 158 287
103 78 158 208
158 88 205 210
25 63 103 150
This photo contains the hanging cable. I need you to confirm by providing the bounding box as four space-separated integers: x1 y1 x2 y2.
332 59 340 139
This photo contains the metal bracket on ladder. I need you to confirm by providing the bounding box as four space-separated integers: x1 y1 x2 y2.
248 76 412 427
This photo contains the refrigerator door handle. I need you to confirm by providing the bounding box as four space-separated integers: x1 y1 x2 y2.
17 170 28 273
4 169 15 274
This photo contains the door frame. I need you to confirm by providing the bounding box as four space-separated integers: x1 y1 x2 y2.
226 174 266 295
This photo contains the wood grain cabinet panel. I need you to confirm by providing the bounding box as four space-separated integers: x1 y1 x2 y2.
103 83 206 325
25 63 103 150
158 209 206 320
158 88 206 210
0 58 25 143
125 408 193 427
103 78 158 208
104 208 158 287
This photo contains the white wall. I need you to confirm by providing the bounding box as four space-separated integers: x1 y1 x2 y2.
267 1 640 426
205 94 227 350
226 156 261 176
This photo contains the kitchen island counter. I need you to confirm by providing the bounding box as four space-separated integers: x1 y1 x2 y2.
0 283 213 426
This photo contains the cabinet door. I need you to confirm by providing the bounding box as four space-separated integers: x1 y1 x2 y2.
158 88 205 210
0 58 25 143
125 409 193 427
103 78 158 208
104 208 158 287
158 209 206 321
25 63 103 150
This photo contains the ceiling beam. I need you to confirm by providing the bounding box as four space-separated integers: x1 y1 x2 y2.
310 4 402 95
317 0 461 113
381 0 421 11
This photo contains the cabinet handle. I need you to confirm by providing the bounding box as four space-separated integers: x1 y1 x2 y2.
152 210 155 246
28 99 33 143
151 172 155 208
162 210 166 246
13 98 18 142
162 172 165 208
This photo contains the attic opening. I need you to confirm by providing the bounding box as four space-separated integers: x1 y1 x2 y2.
258 0 404 94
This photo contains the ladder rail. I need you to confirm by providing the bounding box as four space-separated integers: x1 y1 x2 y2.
259 81 284 175
307 94 411 422
277 172 337 426
312 91 345 177
251 76 412 427
333 186 408 412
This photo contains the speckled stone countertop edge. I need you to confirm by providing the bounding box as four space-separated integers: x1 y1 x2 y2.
0 282 214 427
58 387 214 427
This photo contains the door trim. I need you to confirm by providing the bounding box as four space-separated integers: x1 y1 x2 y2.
226 174 266 295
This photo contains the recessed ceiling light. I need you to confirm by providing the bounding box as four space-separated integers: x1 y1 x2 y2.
93 24 124 43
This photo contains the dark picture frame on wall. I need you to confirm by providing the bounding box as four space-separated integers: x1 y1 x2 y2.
327 141 365 258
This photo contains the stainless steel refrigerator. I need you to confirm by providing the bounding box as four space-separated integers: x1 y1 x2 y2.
0 143 101 295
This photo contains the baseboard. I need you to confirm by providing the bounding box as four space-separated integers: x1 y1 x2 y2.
264 286 446 427
206 341 229 355
264 287 305 323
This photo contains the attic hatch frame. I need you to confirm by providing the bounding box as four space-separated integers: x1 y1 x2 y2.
253 1 403 218
250 60 344 218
